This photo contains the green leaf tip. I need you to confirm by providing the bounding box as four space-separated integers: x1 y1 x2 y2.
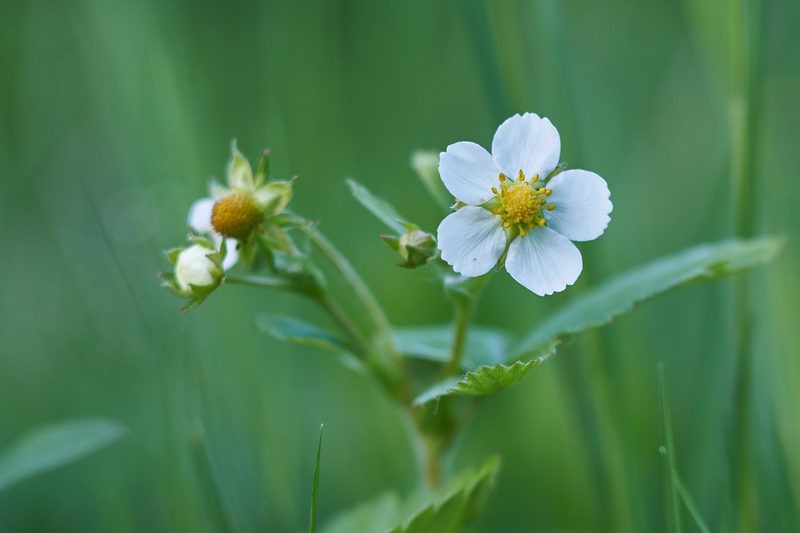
346 178 408 235
309 423 324 533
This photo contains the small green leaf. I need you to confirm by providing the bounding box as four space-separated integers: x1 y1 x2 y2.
260 223 294 254
346 178 408 235
0 418 126 491
413 354 553 407
320 457 499 533
394 325 512 370
513 237 782 358
253 315 351 353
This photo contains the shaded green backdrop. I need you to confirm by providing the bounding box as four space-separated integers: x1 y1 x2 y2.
1 0 798 530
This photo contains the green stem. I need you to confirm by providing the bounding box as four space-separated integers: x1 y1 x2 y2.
445 302 471 376
225 274 293 291
299 225 397 353
227 272 404 399
728 0 761 530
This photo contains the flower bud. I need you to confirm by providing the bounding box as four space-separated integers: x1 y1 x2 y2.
174 244 223 295
397 229 437 268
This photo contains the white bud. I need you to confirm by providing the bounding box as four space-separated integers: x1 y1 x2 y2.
175 244 222 293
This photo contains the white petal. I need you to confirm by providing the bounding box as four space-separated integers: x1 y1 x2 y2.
505 227 582 296
438 141 500 205
221 238 239 270
544 169 612 241
491 113 560 180
188 198 215 232
437 206 506 277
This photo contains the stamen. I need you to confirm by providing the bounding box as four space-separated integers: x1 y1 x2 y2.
532 174 539 183
519 227 526 237
499 173 507 182
491 187 498 194
517 170 525 182
546 204 555 211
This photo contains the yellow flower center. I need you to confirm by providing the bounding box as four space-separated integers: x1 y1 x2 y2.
211 193 262 240
491 170 555 237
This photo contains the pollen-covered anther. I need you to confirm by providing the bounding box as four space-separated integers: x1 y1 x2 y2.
493 170 552 235
211 193 263 240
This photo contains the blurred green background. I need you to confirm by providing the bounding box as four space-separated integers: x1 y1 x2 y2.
1 0 799 530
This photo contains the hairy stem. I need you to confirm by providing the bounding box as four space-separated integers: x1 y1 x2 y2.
444 302 471 376
299 225 399 357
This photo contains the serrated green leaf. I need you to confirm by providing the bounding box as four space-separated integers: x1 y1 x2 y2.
347 178 408 234
391 456 500 533
413 354 553 407
394 325 512 370
513 237 782 359
320 457 499 533
0 418 126 491
253 315 350 353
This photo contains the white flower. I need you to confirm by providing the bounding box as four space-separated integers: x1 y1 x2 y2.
436 113 612 296
174 244 223 294
187 141 293 270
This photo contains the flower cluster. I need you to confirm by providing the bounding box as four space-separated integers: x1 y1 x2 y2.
162 142 294 309
436 113 612 296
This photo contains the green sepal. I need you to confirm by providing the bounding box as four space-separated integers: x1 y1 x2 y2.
164 247 183 265
180 295 207 313
186 232 215 250
545 161 567 180
254 148 271 185
382 235 401 251
260 223 294 254
227 139 255 191
255 180 293 215
272 212 312 228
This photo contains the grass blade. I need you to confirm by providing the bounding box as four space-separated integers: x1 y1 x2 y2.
309 424 324 533
659 362 711 533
